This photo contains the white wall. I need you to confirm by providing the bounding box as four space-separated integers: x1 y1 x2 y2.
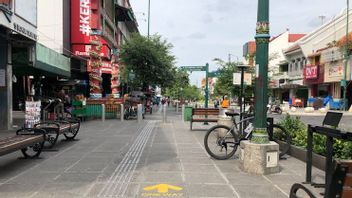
37 0 63 54
269 32 289 71
300 9 352 56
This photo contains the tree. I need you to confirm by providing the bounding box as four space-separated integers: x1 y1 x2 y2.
213 58 254 100
164 70 189 99
120 33 176 90
182 85 202 101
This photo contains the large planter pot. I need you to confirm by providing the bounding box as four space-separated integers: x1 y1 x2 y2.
278 140 326 171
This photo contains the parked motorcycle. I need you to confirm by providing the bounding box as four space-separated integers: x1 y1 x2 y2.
267 103 282 114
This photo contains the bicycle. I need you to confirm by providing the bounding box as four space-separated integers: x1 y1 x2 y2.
204 112 291 160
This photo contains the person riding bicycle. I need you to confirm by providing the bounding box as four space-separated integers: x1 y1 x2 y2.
221 96 230 108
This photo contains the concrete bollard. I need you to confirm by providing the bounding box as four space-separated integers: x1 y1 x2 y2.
176 102 179 113
163 104 167 123
102 104 105 122
137 104 143 123
120 104 124 121
181 104 185 122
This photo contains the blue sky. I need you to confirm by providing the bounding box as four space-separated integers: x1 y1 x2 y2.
129 0 346 86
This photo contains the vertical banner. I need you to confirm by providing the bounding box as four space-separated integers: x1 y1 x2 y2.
25 101 41 128
71 0 91 45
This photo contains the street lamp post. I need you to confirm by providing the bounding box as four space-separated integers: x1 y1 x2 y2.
343 0 350 111
237 64 249 132
252 0 270 143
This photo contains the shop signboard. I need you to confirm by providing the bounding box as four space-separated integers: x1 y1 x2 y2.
304 65 318 80
321 47 343 63
324 61 344 83
25 101 41 128
72 44 111 58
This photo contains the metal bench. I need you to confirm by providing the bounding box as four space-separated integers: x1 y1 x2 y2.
35 118 80 148
0 128 46 158
290 160 352 198
190 108 219 130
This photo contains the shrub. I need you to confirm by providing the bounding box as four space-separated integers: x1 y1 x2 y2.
277 113 352 160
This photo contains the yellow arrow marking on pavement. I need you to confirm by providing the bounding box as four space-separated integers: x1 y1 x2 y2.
143 184 183 193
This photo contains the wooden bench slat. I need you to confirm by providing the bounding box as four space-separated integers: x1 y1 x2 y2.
0 135 44 156
192 118 218 122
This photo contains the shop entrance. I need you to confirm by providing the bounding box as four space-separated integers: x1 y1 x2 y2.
102 73 112 97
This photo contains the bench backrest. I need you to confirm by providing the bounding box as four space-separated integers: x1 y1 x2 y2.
327 160 352 198
192 108 219 116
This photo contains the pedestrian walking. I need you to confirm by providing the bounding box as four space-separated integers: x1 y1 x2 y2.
221 96 230 108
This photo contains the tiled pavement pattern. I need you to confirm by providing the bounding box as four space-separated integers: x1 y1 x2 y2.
0 106 325 197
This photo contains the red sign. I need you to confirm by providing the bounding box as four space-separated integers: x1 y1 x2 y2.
72 44 111 58
71 0 91 45
304 65 318 80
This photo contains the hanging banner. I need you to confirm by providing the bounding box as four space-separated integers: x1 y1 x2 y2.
71 0 91 44
233 73 241 85
233 73 252 85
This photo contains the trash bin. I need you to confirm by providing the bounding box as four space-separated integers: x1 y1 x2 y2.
217 108 234 137
184 106 193 121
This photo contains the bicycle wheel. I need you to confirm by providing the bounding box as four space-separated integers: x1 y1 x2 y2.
204 125 239 160
268 124 291 158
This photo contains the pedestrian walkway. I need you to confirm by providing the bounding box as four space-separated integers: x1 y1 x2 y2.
0 106 325 197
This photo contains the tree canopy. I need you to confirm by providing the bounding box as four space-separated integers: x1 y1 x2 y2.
120 33 176 90
164 70 202 101
213 59 254 99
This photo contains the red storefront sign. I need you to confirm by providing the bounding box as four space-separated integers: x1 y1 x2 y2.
72 44 111 58
304 65 318 80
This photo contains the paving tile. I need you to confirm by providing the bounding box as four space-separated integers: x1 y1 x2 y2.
226 173 271 185
182 164 218 173
0 183 39 198
232 184 287 198
31 182 92 198
131 172 184 183
179 157 213 164
87 182 140 197
53 172 100 183
187 184 237 197
142 162 182 172
184 172 227 184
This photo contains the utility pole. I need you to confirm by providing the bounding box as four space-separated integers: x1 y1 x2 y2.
252 0 270 143
343 0 350 111
147 0 151 38
205 63 209 109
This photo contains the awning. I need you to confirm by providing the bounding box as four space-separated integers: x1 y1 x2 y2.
35 43 71 77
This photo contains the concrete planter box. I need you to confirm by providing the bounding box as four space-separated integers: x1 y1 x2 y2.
277 140 326 171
